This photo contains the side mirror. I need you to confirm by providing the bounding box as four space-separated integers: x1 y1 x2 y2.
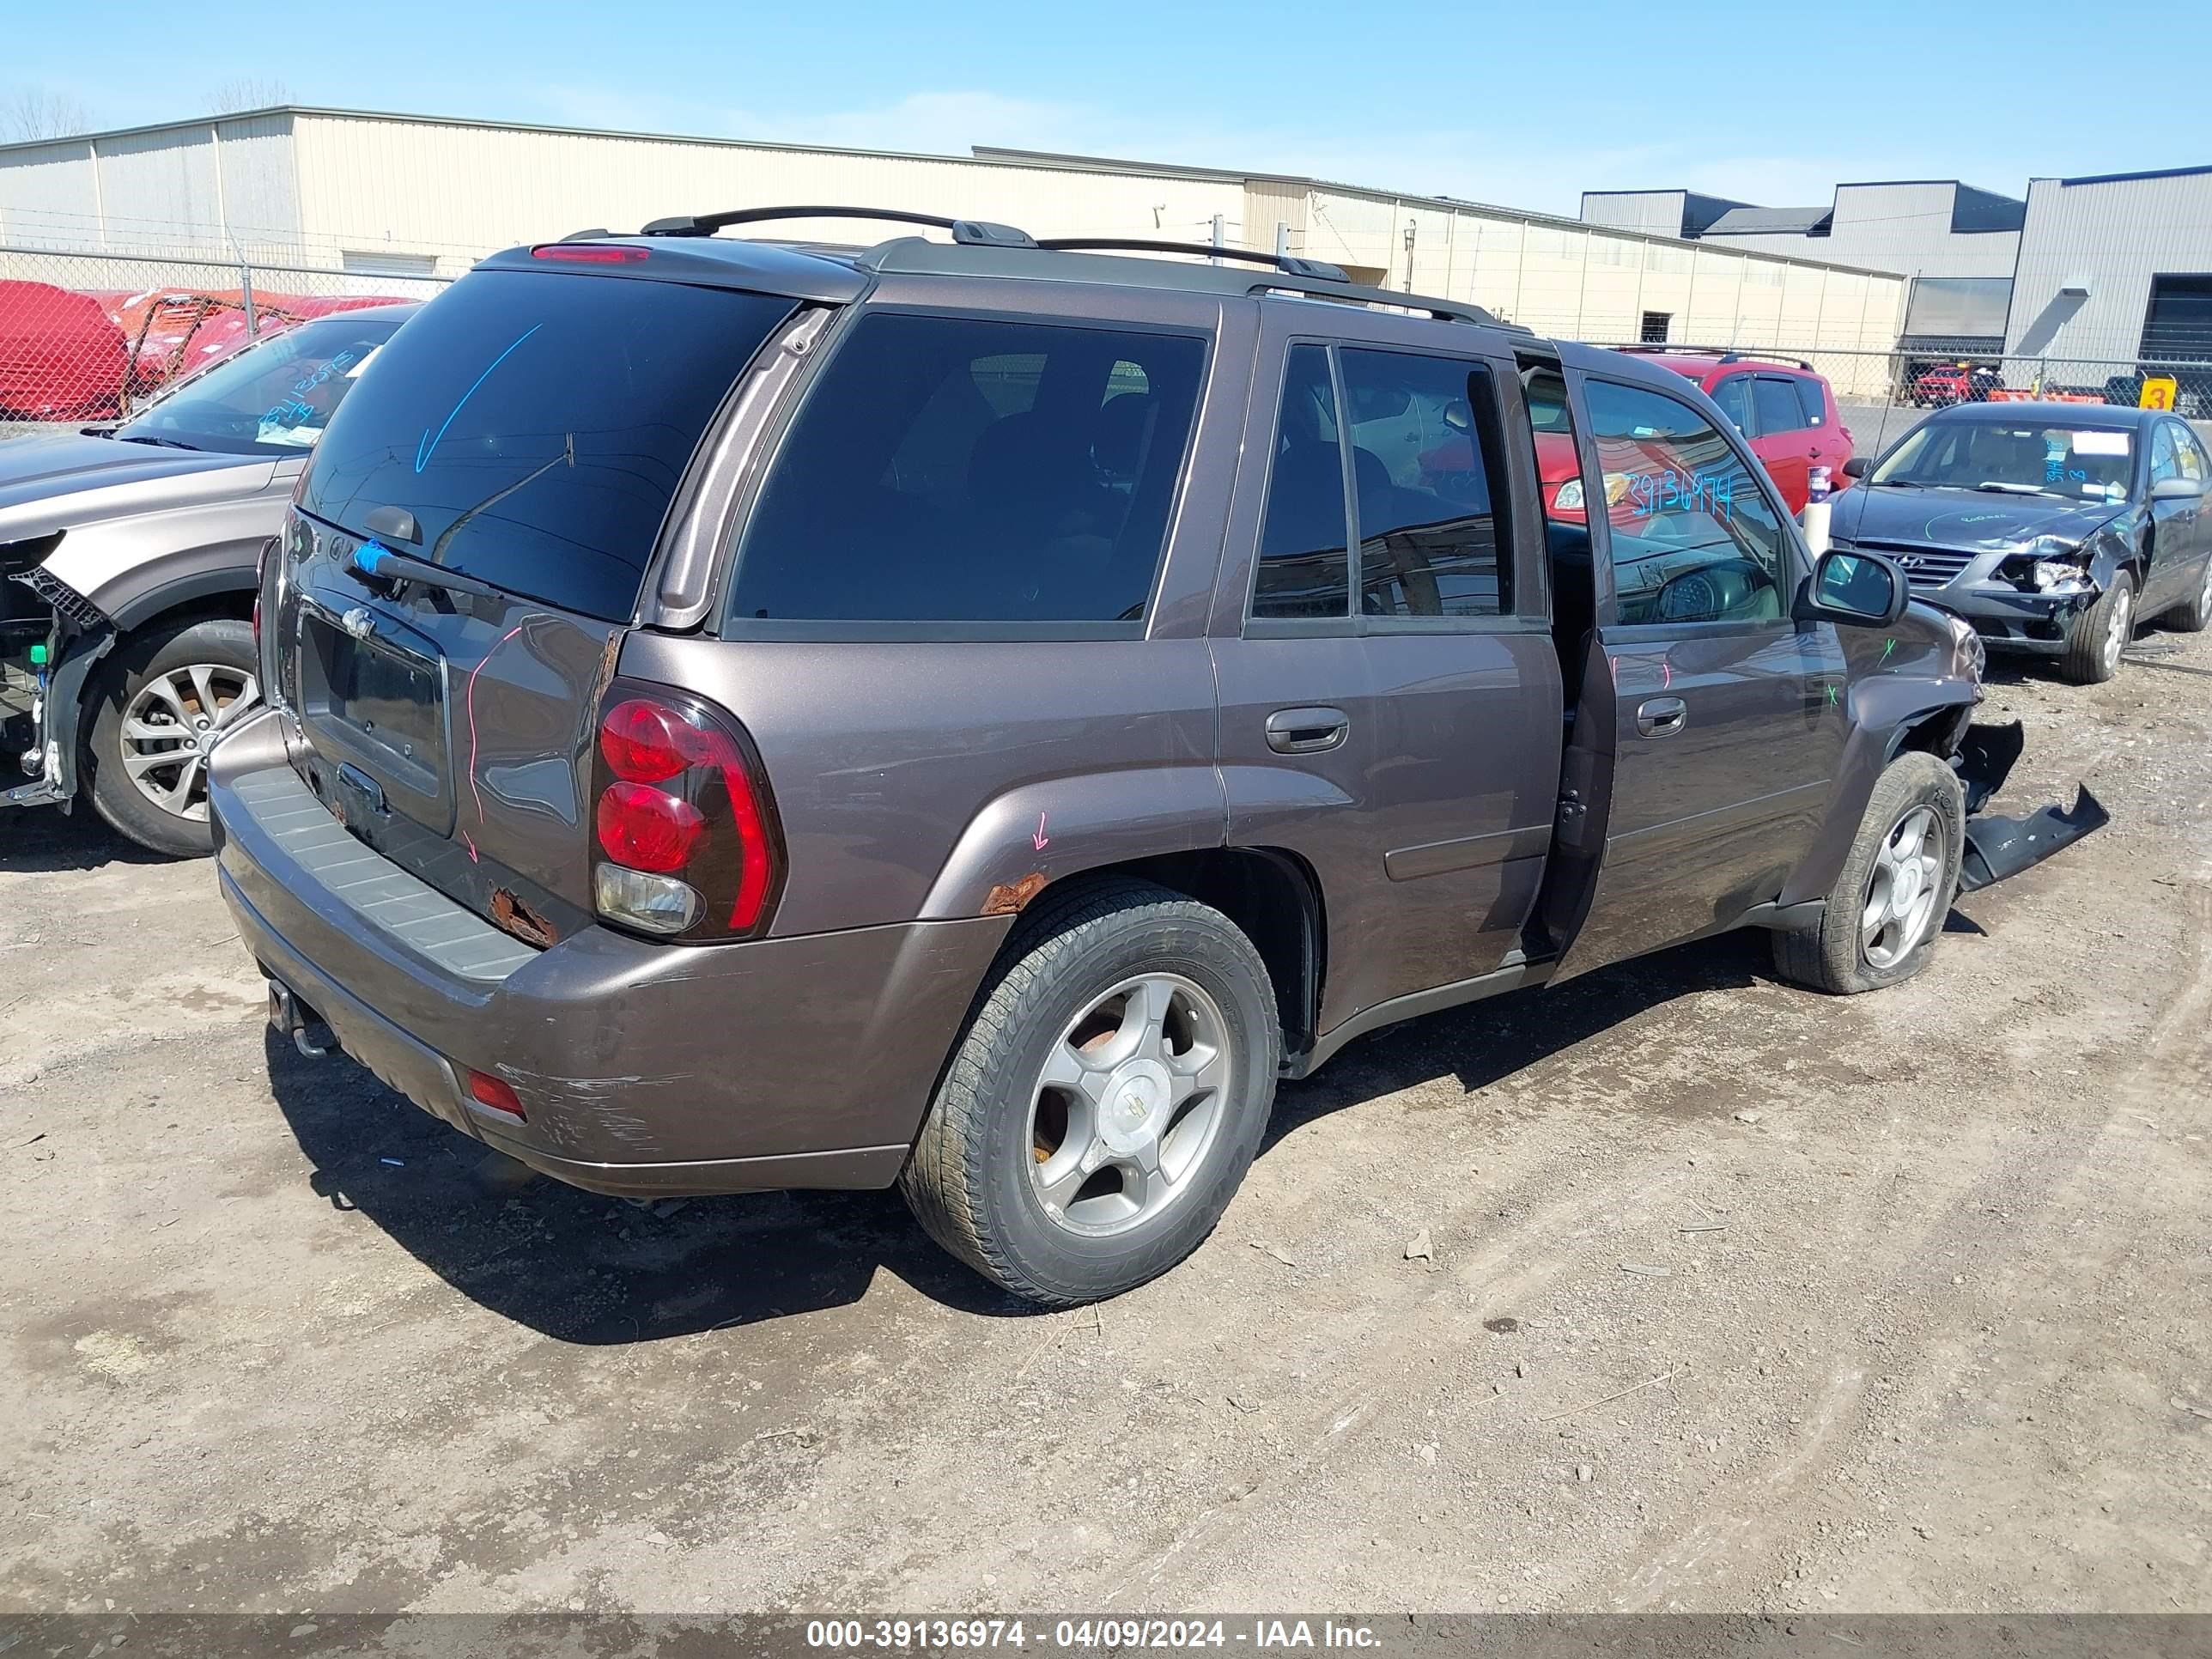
1799 549 1908 628
2151 475 2204 500
1840 455 1871 480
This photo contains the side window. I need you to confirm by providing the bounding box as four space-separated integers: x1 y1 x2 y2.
1793 375 1827 428
1251 343 1352 620
732 313 1205 627
2151 422 2179 485
1340 348 1511 618
2165 421 2205 482
1582 379 1790 628
1753 375 1806 435
1710 374 1753 434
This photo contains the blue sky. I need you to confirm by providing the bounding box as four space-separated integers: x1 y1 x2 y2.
4 0 2194 215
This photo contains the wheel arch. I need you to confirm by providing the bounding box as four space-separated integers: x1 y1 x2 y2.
963 847 1326 1064
1779 678 1977 909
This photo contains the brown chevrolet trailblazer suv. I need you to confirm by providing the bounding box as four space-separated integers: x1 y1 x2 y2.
209 208 2103 1304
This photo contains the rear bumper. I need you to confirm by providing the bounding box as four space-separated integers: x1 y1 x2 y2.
210 709 1012 1197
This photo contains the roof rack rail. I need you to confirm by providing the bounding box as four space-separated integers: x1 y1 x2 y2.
1033 237 1350 284
640 205 1037 248
1616 343 1816 372
1246 277 1503 328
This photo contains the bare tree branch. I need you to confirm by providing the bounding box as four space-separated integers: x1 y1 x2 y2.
4 87 94 143
208 78 293 114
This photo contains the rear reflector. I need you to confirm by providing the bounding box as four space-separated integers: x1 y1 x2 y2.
465 1068 526 1121
529 243 649 264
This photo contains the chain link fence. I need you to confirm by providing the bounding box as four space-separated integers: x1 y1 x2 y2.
1575 335 2212 459
0 245 448 430
3 240 2203 461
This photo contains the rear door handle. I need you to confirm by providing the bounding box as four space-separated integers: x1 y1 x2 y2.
1635 696 1687 738
1265 706 1350 754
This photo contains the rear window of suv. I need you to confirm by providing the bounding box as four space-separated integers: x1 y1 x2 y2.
299 269 796 622
728 312 1206 632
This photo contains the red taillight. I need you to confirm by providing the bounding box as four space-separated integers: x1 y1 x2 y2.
529 243 649 264
594 781 704 872
465 1068 526 1120
599 698 690 782
587 684 784 942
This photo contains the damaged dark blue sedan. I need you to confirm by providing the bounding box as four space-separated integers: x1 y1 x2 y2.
1832 403 2212 684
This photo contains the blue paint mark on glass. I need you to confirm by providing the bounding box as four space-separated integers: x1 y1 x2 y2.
1625 468 1734 522
413 324 543 474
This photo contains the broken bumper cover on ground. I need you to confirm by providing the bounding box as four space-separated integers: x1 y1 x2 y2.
1953 718 2110 894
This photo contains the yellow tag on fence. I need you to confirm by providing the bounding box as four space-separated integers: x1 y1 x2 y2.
2141 375 2179 411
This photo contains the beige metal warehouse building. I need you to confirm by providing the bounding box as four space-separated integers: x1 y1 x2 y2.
0 106 1911 388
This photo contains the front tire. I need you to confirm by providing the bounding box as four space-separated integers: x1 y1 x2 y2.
2059 568 2134 684
87 617 260 858
900 878 1279 1306
1771 751 1964 995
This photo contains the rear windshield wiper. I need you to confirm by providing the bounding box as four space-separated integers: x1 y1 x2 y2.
351 542 514 604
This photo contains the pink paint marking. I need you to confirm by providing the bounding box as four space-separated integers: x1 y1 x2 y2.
462 621 531 863
1032 811 1050 852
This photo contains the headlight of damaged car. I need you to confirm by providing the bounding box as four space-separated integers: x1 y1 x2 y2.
2021 536 2094 593
1944 611 1987 685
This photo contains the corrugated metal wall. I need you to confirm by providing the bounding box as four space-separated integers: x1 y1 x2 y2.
2008 172 2212 368
292 114 1248 274
1579 191 1688 236
0 114 303 260
0 109 1907 378
1705 183 2020 281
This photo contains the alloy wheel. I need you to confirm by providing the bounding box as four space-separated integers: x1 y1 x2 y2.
118 663 260 822
1026 973 1232 1237
1861 805 1947 970
2103 586 2133 675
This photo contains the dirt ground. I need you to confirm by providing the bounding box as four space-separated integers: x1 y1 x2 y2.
2 627 2209 1620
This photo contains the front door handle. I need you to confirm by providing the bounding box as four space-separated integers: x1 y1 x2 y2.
1635 696 1687 738
1265 706 1351 755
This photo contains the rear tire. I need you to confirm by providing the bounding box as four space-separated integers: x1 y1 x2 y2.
1771 750 1964 996
87 617 260 859
2166 555 2212 634
900 878 1279 1306
2058 568 2134 685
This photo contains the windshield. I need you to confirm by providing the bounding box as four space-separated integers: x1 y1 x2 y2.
117 310 412 457
1870 419 2134 501
299 269 797 623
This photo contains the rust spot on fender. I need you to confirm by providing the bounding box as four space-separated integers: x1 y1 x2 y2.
981 872 1047 916
490 886 558 948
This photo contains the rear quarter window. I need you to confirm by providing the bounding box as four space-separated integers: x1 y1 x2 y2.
300 269 797 623
728 312 1206 631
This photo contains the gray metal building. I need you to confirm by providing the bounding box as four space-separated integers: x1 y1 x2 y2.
1584 180 2025 353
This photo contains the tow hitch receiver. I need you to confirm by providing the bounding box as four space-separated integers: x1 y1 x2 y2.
1953 719 2111 895
268 981 336 1060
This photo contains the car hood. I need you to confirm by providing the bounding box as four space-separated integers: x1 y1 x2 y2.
1833 483 2126 551
0 431 278 544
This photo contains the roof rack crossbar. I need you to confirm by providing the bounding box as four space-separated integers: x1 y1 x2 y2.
1617 343 1816 372
1032 236 1351 284
640 205 1036 248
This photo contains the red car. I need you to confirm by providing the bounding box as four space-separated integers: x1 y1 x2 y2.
1615 347 1851 514
0 282 408 422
